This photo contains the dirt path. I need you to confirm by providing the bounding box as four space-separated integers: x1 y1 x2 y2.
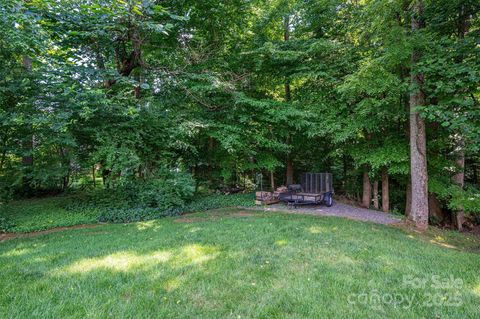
0 224 101 242
247 202 402 225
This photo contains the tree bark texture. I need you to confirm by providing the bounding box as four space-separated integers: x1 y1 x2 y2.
452 135 465 230
362 170 371 208
409 0 429 231
373 180 379 210
381 168 390 213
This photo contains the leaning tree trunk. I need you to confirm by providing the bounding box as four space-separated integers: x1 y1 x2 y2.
362 170 371 208
409 0 429 230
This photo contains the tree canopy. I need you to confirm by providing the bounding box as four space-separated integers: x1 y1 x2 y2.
1 0 479 230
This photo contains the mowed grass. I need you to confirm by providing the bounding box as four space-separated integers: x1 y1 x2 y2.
1 209 480 318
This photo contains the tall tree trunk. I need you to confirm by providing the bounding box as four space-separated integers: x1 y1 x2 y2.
21 55 34 193
284 14 294 186
409 0 429 231
451 3 470 231
373 180 379 210
381 168 390 213
362 170 371 208
452 135 465 230
22 56 34 167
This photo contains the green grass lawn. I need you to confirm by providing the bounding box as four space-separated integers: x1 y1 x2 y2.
1 208 479 318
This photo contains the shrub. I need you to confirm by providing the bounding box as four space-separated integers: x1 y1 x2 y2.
98 207 182 223
64 171 195 223
96 193 254 224
135 172 195 209
0 216 15 233
0 175 16 203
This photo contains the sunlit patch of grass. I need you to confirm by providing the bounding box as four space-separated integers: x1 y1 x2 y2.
429 239 457 249
188 227 202 233
174 244 220 266
275 239 288 246
164 277 182 292
64 250 172 273
0 247 31 257
135 221 163 231
474 284 480 297
396 223 480 252
308 226 325 234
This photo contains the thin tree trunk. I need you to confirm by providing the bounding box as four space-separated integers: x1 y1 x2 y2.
286 158 293 185
473 161 478 186
134 72 142 98
59 147 70 191
362 170 371 208
409 0 429 230
270 171 275 191
405 181 412 217
22 55 34 168
284 14 294 186
208 137 214 184
381 168 390 213
0 148 7 172
373 180 379 209
284 15 290 42
92 165 96 188
452 135 465 230
451 3 470 231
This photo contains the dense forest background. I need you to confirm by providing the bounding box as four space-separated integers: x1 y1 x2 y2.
1 0 479 230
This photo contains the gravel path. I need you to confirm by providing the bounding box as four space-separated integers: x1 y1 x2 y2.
250 202 402 225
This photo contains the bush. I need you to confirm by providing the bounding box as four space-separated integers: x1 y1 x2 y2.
135 172 195 209
87 171 196 210
0 175 16 203
63 171 195 223
98 207 182 223
97 193 254 224
0 216 15 233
